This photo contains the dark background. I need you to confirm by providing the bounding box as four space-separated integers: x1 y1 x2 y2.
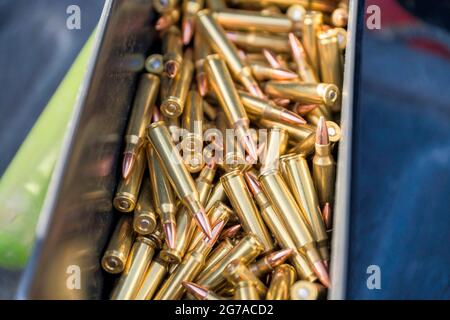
0 0 449 299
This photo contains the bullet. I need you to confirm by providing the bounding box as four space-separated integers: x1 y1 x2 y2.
160 158 217 264
160 73 171 102
101 216 135 274
134 253 169 300
313 117 336 208
244 172 317 282
266 264 296 300
318 30 344 111
228 0 336 13
322 202 332 230
148 120 213 238
122 74 159 180
183 282 229 300
111 236 158 300
162 26 183 78
197 11 264 98
249 62 299 81
204 180 228 213
145 54 164 75
290 280 326 300
226 31 290 53
182 0 205 44
213 9 298 33
156 8 181 31
263 49 284 69
154 219 227 300
265 81 340 109
114 147 146 213
219 224 241 240
133 180 158 235
164 114 182 143
161 49 194 118
148 145 177 249
287 133 316 158
288 33 318 83
258 169 330 287
260 127 288 174
203 238 234 275
257 118 315 142
153 0 179 13
196 234 264 290
234 281 260 300
331 0 349 27
280 153 329 263
302 11 323 76
223 259 267 297
204 54 259 160
181 91 205 173
249 249 293 278
221 170 273 253
286 4 306 24
301 104 333 126
194 32 212 97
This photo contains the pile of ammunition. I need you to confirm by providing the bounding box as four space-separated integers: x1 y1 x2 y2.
104 0 348 300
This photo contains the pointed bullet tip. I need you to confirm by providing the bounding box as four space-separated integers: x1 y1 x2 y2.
182 20 193 45
163 222 177 250
263 49 282 69
267 248 294 266
220 224 241 240
242 135 259 162
182 282 208 300
122 153 136 179
281 110 307 125
313 260 330 288
244 171 261 196
316 116 329 145
194 210 213 239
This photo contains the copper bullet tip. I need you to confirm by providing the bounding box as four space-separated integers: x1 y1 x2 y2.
244 171 261 195
316 116 330 145
196 73 207 97
219 224 241 240
241 134 259 162
294 103 318 115
322 203 332 230
313 260 330 288
122 152 136 180
163 221 177 250
166 61 179 78
267 248 294 267
248 83 266 99
263 49 282 69
151 106 163 122
280 110 307 125
194 209 213 239
182 19 194 45
273 98 291 107
288 32 304 60
226 31 238 42
206 219 226 246
271 68 299 80
182 282 208 300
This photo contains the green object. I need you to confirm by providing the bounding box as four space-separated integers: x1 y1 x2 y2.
0 32 96 269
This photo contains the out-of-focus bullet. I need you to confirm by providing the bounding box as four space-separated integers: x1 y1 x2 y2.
181 91 205 173
286 4 306 24
322 202 332 230
258 118 315 142
332 0 349 27
162 26 183 78
148 120 213 238
194 32 212 97
154 219 226 300
156 9 181 31
313 117 336 208
145 54 165 75
302 11 323 76
234 281 260 300
223 259 267 297
290 280 326 300
114 147 146 212
134 253 169 300
265 81 340 109
196 234 263 290
219 224 241 240
101 216 135 274
197 11 264 98
288 33 318 83
110 236 158 300
183 282 229 300
204 55 259 160
226 31 290 53
245 171 317 282
249 62 298 81
161 49 194 118
260 127 288 174
280 153 329 264
249 249 294 278
239 91 305 126
221 170 273 253
263 49 284 69
182 0 205 44
133 180 158 235
122 74 159 180
266 264 296 300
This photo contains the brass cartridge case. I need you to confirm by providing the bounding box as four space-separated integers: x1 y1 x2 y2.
162 26 183 78
145 54 164 75
265 81 340 109
157 9 181 31
196 234 264 290
228 0 336 13
303 104 333 126
147 121 211 237
318 29 343 92
221 171 273 252
288 32 318 83
248 249 293 278
287 133 316 158
234 281 260 300
266 264 296 300
101 216 134 274
203 238 234 275
194 31 213 96
114 148 146 212
203 100 217 121
260 127 288 174
134 254 169 300
259 170 322 267
197 11 263 98
153 0 179 13
161 50 194 118
110 236 157 300
280 154 329 262
331 0 349 27
302 11 323 76
249 62 298 81
164 114 182 143
290 280 326 300
257 118 315 142
181 91 205 173
160 157 217 264
313 137 336 207
223 260 267 297
226 31 290 53
133 180 158 235
205 180 228 212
